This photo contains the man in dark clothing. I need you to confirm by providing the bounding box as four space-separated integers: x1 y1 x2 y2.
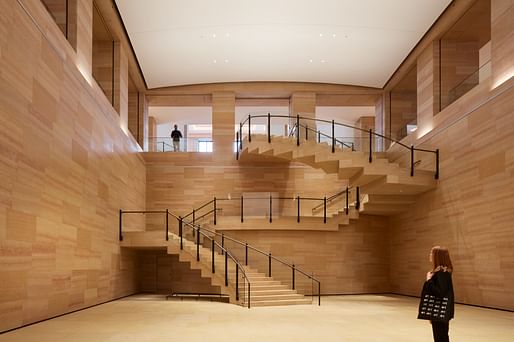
171 124 183 152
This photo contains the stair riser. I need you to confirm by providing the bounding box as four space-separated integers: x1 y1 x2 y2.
250 300 313 307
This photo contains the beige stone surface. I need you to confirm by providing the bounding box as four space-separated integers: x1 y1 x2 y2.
0 0 145 332
1 294 514 341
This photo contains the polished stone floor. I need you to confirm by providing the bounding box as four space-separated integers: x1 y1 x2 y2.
1 294 513 341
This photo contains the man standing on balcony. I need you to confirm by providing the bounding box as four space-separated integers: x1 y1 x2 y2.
171 124 183 152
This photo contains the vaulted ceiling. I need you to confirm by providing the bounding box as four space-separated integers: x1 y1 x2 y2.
115 0 451 89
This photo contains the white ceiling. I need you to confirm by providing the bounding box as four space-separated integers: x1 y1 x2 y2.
116 0 451 89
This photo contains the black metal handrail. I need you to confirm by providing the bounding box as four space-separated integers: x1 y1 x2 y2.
186 192 354 227
237 113 439 179
311 186 361 213
294 123 355 150
181 196 326 305
159 141 173 152
183 199 215 219
289 122 354 150
119 209 251 308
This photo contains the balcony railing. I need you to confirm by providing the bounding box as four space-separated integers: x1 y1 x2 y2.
147 137 213 152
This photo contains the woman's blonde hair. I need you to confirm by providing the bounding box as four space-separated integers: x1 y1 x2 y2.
431 246 453 272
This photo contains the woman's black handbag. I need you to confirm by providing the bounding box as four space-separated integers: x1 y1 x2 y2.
417 283 451 322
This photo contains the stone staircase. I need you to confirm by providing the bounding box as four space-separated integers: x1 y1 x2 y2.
121 230 312 307
239 135 437 215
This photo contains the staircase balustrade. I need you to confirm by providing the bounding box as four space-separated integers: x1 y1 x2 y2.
236 113 439 179
187 194 353 227
119 205 323 308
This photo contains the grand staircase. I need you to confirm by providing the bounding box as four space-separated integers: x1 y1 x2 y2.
239 134 438 215
120 118 438 307
121 229 313 307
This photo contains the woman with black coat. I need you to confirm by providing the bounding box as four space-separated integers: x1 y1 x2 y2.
419 246 455 342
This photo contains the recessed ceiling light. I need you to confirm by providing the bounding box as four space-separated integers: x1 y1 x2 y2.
321 59 326 63
224 59 229 63
332 33 336 38
319 33 323 37
225 33 230 37
213 59 217 64
212 33 217 38
309 59 313 63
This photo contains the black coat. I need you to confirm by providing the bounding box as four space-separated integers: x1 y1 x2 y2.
424 270 455 320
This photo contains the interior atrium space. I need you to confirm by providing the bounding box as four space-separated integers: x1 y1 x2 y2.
0 0 513 341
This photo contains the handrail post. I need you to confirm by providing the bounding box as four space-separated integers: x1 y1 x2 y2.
165 209 169 241
240 195 244 223
213 197 217 225
351 142 355 152
221 233 225 256
162 141 164 152
236 131 239 160
179 216 183 250
331 120 335 153
248 114 251 143
119 209 123 241
369 129 373 163
245 243 248 265
356 187 360 210
212 239 215 273
410 145 414 177
323 196 327 223
248 283 251 309
318 130 321 143
196 226 200 261
225 251 228 286
305 124 308 140
269 194 272 223
297 196 300 223
345 187 349 215
268 253 272 277
296 114 300 146
318 282 321 306
236 265 239 301
192 209 196 237
267 112 271 143
239 123 243 150
435 149 440 180
292 264 295 290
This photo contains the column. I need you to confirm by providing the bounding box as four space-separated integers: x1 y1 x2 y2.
491 0 514 88
416 41 440 138
68 0 93 80
355 116 375 152
375 94 388 150
114 42 129 134
129 92 147 149
212 92 235 161
290 92 316 140
148 116 156 151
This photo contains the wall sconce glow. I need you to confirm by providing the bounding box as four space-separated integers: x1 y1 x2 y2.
120 116 129 136
492 68 514 90
417 123 433 139
77 62 93 86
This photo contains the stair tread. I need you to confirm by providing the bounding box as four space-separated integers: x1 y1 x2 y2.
240 134 437 216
